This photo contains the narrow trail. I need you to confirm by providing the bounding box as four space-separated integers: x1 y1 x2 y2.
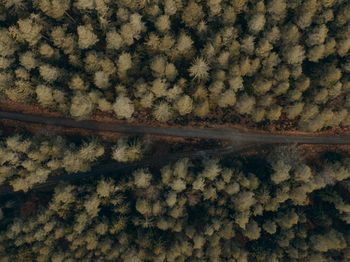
1 111 350 144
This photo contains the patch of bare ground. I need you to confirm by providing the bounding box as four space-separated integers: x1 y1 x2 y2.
239 144 350 165
0 119 122 142
1 100 350 137
0 119 193 143
298 144 350 162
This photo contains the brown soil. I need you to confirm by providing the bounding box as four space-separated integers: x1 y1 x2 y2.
2 101 350 137
298 144 350 162
20 196 39 218
239 144 350 165
0 118 190 143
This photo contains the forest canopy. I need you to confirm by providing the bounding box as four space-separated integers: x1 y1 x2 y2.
0 147 350 261
1 1 350 261
0 0 350 130
0 133 145 192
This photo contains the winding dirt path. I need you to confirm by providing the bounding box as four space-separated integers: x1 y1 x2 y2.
2 110 350 195
1 111 350 144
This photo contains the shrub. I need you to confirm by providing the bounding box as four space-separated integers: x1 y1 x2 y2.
153 102 173 122
10 16 43 46
39 64 60 82
106 30 123 50
133 169 152 188
112 138 143 162
218 90 236 108
175 95 193 116
283 45 305 64
113 95 134 119
38 0 70 19
77 25 98 49
35 85 55 107
248 14 266 33
70 93 94 119
235 95 256 115
188 58 209 81
19 52 37 70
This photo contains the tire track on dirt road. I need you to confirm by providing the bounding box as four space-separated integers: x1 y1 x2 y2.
1 111 350 144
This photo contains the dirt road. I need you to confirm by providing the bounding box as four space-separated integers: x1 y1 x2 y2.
1 111 350 144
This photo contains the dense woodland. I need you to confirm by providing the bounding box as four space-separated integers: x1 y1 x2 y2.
0 147 350 261
1 0 350 261
0 133 144 191
1 0 350 130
